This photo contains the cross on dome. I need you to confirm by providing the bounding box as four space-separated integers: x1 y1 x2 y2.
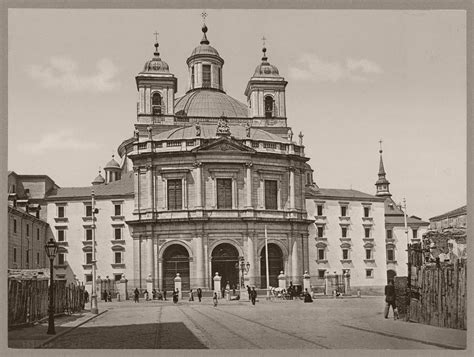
201 10 207 23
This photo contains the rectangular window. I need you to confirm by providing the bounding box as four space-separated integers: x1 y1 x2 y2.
13 219 17 233
342 249 349 260
26 250 29 264
85 274 93 282
202 64 211 86
58 253 65 265
217 178 232 209
114 274 122 281
26 224 29 237
386 229 392 239
317 226 324 238
341 227 347 238
167 179 183 210
37 228 40 240
318 269 326 279
366 269 373 278
114 252 122 264
13 248 17 263
85 205 92 217
264 180 278 209
364 206 370 218
317 205 323 216
37 252 40 265
114 204 122 216
365 249 372 260
341 206 347 217
387 249 395 261
318 249 325 260
191 66 195 86
58 206 65 218
86 253 93 264
85 229 92 241
114 228 122 240
57 230 65 242
412 229 418 239
365 228 371 238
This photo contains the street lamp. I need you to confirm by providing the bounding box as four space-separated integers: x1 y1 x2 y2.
44 238 58 335
91 189 99 314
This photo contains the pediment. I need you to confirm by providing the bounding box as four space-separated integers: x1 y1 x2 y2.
191 136 256 153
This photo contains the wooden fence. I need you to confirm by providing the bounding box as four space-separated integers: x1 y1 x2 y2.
8 279 86 328
408 260 467 330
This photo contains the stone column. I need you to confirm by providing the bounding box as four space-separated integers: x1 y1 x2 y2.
245 162 253 208
247 234 255 286
303 271 311 293
344 272 351 296
158 258 163 290
133 167 140 210
147 238 154 288
289 167 296 210
213 273 221 298
174 273 182 300
194 162 202 208
278 271 286 289
146 274 153 298
195 235 205 288
147 164 153 211
291 238 300 283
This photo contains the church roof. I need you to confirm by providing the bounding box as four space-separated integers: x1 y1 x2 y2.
307 187 385 202
429 205 467 222
47 172 133 200
153 123 289 143
253 47 280 77
104 156 120 169
175 89 248 118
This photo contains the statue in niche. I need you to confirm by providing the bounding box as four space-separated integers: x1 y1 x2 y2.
216 116 230 136
195 123 201 137
245 122 251 138
287 128 293 141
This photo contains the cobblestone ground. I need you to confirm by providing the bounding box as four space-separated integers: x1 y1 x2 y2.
41 297 466 350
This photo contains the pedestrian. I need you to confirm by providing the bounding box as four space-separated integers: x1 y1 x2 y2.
247 285 251 297
107 291 112 302
103 290 108 302
288 281 294 300
144 290 149 301
213 292 218 307
189 289 194 302
304 288 313 303
163 289 167 301
84 290 89 304
250 287 257 305
221 287 225 299
232 284 236 296
384 279 398 319
134 288 139 303
197 288 202 302
152 289 157 300
173 289 179 304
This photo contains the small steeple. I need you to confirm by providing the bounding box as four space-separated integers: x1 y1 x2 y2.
375 140 391 197
153 31 160 57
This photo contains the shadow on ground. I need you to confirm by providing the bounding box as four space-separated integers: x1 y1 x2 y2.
41 322 207 349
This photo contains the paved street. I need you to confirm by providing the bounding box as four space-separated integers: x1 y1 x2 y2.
34 296 466 350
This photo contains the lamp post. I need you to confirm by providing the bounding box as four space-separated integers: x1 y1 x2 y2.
91 189 99 314
44 238 58 335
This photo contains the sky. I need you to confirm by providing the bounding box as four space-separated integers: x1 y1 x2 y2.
7 9 466 220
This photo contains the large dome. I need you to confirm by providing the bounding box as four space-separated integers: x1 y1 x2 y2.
175 90 248 118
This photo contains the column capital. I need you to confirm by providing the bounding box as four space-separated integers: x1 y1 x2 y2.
193 161 202 168
244 161 253 168
288 166 296 172
146 164 153 170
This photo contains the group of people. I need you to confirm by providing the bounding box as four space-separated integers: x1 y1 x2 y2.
102 290 112 302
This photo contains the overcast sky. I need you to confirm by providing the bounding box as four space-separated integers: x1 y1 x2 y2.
8 9 466 220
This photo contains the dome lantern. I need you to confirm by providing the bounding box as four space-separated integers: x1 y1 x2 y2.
104 155 122 184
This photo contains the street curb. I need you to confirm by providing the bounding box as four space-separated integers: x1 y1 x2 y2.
341 324 465 350
36 309 109 349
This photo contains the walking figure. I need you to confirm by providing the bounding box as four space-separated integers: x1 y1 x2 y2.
189 289 194 302
144 290 149 301
173 289 179 304
384 280 398 319
250 287 257 305
107 291 112 302
163 289 167 301
197 288 202 302
213 292 218 307
84 290 89 304
134 288 139 303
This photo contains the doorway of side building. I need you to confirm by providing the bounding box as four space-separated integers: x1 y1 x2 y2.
211 243 239 290
162 244 190 292
387 269 397 283
260 243 284 288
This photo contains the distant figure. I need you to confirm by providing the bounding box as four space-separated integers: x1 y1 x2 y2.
384 280 398 320
304 288 313 303
197 288 202 302
213 292 218 307
163 290 167 301
225 281 230 291
232 284 236 296
144 290 149 301
134 288 139 303
107 291 112 302
152 289 157 300
173 289 179 304
84 290 89 304
103 290 108 302
250 287 257 305
247 285 251 296
288 282 294 300
189 289 194 302
221 287 225 299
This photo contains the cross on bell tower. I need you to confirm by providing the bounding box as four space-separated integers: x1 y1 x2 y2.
375 139 391 197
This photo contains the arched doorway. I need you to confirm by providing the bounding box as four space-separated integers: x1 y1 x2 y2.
260 244 284 288
162 245 190 291
387 269 397 283
211 243 239 289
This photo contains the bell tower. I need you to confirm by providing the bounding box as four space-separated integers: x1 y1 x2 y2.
375 140 392 197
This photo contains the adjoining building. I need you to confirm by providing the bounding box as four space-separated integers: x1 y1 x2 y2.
429 205 466 231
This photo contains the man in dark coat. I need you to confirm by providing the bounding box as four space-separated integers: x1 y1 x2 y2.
163 289 167 301
304 288 313 303
197 288 202 302
134 288 139 303
250 287 257 305
384 280 398 319
173 289 179 304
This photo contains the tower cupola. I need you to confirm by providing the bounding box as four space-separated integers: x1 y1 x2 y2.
375 141 391 197
104 155 121 183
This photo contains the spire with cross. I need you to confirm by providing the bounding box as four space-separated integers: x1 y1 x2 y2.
375 139 391 197
261 36 268 61
201 10 207 24
379 139 383 154
153 31 160 57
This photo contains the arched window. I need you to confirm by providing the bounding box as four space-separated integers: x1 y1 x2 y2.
264 96 274 118
152 92 162 115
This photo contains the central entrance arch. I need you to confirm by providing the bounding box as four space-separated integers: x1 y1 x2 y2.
211 243 239 289
260 243 284 288
162 244 190 291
